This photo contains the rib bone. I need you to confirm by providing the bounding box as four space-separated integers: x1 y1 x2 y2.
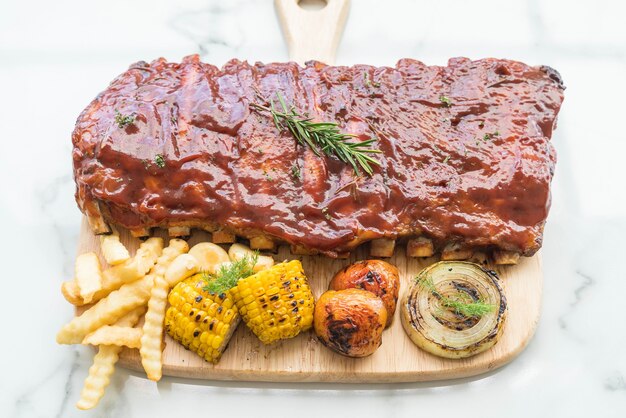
290 244 319 256
493 250 520 265
441 243 473 260
249 235 276 251
406 237 434 258
370 238 395 257
130 227 150 238
168 226 190 237
212 230 236 244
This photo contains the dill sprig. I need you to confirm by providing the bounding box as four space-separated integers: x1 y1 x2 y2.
251 92 381 176
418 277 495 317
202 252 259 295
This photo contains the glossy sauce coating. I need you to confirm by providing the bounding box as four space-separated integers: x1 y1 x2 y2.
329 260 399 327
314 289 387 358
72 56 564 256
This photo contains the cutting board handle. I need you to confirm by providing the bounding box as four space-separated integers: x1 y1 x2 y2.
274 0 350 65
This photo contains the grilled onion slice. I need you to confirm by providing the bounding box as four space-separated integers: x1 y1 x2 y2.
401 261 507 359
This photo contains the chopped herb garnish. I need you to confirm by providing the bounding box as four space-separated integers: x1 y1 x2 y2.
202 253 258 294
114 110 135 128
443 155 450 164
439 95 453 107
257 148 264 155
154 154 166 168
263 169 273 182
482 131 500 142
251 92 381 176
363 72 380 88
291 163 301 180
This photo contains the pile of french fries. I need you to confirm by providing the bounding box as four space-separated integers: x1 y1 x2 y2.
57 231 237 410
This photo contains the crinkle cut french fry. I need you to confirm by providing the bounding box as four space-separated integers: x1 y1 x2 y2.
76 345 120 410
57 239 186 344
56 275 154 344
164 254 199 287
61 280 83 306
83 326 143 348
75 252 102 304
140 276 169 381
99 231 131 265
100 237 163 293
152 239 189 277
76 307 145 410
61 237 163 306
116 306 147 327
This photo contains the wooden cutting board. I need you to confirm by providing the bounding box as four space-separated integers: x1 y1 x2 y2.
74 0 543 382
77 218 541 383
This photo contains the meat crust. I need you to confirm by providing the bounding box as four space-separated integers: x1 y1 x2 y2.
72 55 564 257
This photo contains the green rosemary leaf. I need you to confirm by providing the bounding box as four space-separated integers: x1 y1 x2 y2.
251 93 381 176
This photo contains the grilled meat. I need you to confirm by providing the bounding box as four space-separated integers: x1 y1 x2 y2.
72 55 564 257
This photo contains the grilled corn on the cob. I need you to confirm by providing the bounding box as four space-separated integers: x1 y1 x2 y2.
165 274 240 363
229 260 314 344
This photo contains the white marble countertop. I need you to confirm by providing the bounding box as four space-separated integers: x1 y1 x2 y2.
1 0 625 416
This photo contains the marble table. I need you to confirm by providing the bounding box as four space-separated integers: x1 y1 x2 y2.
1 0 625 416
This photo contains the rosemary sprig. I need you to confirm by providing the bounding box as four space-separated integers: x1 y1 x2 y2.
418 277 495 317
251 92 381 176
202 252 258 295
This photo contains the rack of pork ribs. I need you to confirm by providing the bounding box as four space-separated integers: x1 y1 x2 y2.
72 55 565 265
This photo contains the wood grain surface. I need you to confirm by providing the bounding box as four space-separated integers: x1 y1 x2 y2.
274 0 350 65
76 218 543 382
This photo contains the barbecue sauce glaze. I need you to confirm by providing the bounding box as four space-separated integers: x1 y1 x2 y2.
72 56 564 257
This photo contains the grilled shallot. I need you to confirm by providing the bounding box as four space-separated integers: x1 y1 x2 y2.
314 289 387 358
329 260 400 327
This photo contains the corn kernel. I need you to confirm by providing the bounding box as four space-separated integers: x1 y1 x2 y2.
231 260 314 345
165 274 240 364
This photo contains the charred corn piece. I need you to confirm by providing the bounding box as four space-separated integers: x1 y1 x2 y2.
229 260 314 344
165 274 240 364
